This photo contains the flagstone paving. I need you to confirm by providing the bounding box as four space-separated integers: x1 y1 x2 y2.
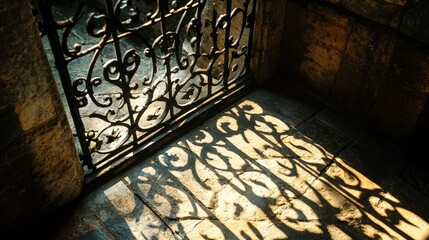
24 84 429 240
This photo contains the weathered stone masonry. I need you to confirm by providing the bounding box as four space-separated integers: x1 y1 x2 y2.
0 0 83 232
280 0 429 144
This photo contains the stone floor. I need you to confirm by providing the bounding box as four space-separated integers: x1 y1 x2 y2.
25 82 429 240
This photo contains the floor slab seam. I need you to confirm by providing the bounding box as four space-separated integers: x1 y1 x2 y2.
288 144 353 205
322 143 353 173
151 154 237 215
83 204 121 240
123 156 239 238
185 219 205 237
171 137 273 213
293 107 325 130
312 111 359 145
120 178 184 240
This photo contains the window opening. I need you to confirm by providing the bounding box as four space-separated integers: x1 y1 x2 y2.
33 0 257 180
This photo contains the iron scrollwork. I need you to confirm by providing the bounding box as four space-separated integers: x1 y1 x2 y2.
35 0 256 174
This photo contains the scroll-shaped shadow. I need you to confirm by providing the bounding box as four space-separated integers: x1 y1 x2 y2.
117 94 429 239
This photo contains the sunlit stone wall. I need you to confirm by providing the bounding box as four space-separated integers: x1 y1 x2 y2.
280 0 429 144
0 0 83 232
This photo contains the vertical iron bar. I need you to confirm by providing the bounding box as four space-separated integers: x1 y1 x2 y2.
159 0 175 118
106 0 138 147
35 0 257 178
246 0 257 72
196 0 210 95
36 0 94 170
222 0 232 88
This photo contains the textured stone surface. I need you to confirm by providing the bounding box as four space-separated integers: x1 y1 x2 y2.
156 141 231 209
299 3 351 95
342 0 404 28
214 156 332 221
316 158 429 240
281 0 429 143
400 0 429 44
123 159 211 220
14 90 56 132
0 0 83 233
0 108 22 148
252 0 287 83
184 219 290 239
82 180 177 240
370 39 429 142
317 0 429 45
238 88 323 128
333 23 394 118
21 86 429 240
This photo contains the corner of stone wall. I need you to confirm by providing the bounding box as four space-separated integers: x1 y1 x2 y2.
0 0 84 232
280 0 429 144
251 0 287 84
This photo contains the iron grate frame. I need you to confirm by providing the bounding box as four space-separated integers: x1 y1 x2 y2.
34 0 257 181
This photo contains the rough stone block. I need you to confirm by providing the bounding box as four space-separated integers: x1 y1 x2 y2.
0 0 83 233
334 144 406 185
333 23 395 117
0 139 37 225
282 1 429 143
0 122 83 230
400 0 429 45
314 158 429 239
252 0 287 83
280 1 310 87
214 156 333 222
370 40 429 142
307 2 351 27
243 88 322 127
299 3 351 94
157 142 229 209
0 108 22 149
82 180 176 239
15 91 56 132
292 117 353 158
123 159 210 220
341 0 404 28
200 89 318 160
183 219 290 239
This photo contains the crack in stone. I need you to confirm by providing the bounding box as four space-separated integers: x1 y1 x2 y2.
214 165 253 199
165 216 215 221
206 191 219 210
321 143 352 176
283 217 323 223
86 206 121 240
121 179 185 240
279 127 299 144
293 108 324 130
150 160 224 215
186 218 205 235
374 191 390 207
289 144 352 202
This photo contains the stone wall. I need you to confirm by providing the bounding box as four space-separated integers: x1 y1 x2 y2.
252 0 287 83
0 0 83 232
280 0 429 144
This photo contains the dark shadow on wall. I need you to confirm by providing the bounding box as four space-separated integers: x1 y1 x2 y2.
0 109 52 235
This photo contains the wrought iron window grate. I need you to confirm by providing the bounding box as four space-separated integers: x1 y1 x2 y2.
33 0 256 178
